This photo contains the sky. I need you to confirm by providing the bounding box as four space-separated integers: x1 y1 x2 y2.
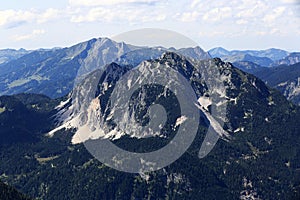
1 0 300 51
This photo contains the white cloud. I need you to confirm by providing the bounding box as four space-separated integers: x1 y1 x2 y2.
190 0 200 8
255 31 268 36
66 0 300 44
68 0 168 24
12 29 46 41
235 0 269 19
69 0 159 6
236 19 248 25
71 7 112 22
202 7 232 22
0 9 35 28
270 28 280 35
178 11 199 22
263 6 286 23
0 8 62 28
38 8 61 23
280 0 297 4
70 5 166 23
199 31 225 37
1 0 300 50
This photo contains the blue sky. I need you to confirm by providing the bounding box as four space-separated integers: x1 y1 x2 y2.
1 0 300 51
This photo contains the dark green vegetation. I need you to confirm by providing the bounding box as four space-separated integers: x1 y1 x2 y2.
0 55 299 199
0 180 31 200
251 62 300 105
251 62 300 86
0 94 58 145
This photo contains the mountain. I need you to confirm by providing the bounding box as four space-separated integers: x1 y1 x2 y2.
0 40 210 99
175 46 211 60
0 93 58 145
115 47 166 66
115 46 210 68
235 48 289 61
0 181 31 200
210 47 300 68
209 47 289 62
0 53 299 199
209 48 300 105
222 53 274 67
52 52 222 145
251 62 300 105
232 61 263 73
0 48 30 66
274 52 300 66
208 47 230 58
0 38 136 98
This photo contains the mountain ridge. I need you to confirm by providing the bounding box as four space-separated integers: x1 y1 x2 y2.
209 47 290 61
0 51 299 199
251 62 300 105
208 47 300 68
0 38 210 99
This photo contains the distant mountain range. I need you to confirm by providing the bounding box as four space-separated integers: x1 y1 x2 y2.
0 48 31 65
0 38 209 99
209 47 289 61
0 38 136 98
208 47 300 67
1 41 300 107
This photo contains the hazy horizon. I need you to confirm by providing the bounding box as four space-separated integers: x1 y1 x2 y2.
1 0 300 51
